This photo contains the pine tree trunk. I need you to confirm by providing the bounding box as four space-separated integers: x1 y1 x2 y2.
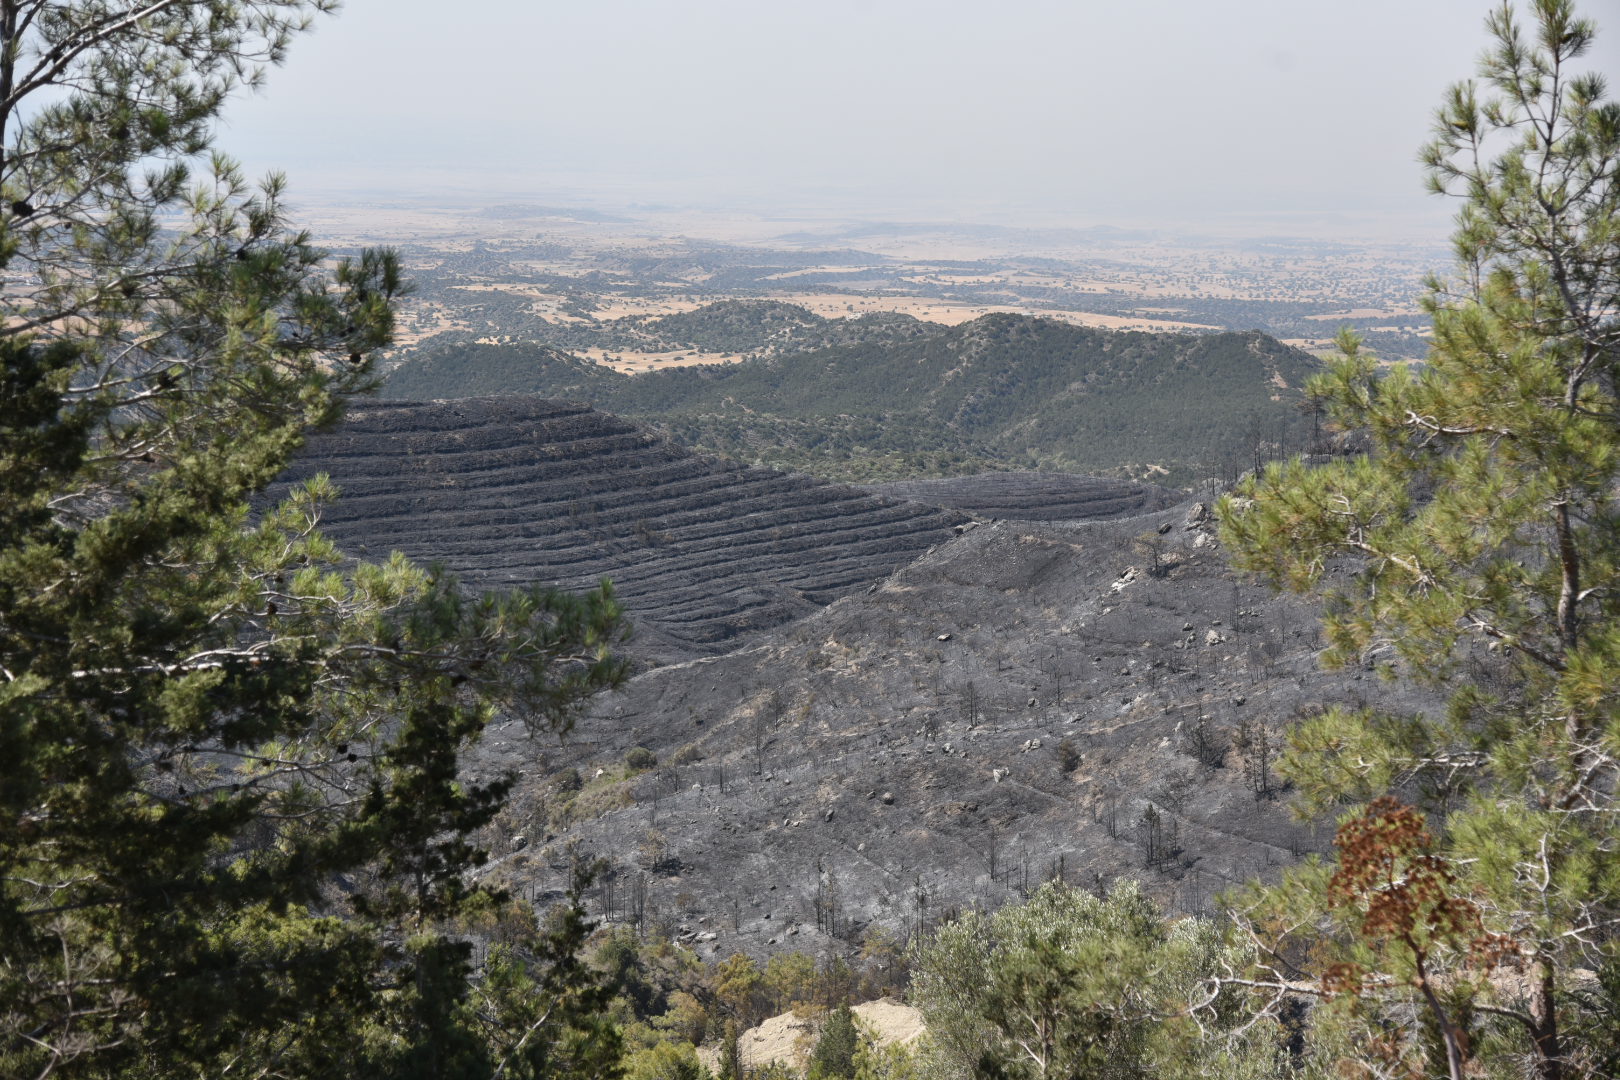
1530 963 1563 1080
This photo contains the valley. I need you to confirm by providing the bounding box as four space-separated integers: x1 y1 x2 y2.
274 201 1446 966
259 196 1463 1061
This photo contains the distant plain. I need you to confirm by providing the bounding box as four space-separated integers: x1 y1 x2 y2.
288 196 1440 371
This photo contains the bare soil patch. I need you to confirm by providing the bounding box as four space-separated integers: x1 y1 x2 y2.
726 999 924 1070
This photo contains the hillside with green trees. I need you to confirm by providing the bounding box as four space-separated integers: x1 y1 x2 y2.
435 297 938 361
387 314 1319 484
612 299 932 357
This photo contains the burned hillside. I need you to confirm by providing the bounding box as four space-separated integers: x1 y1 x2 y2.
271 397 967 661
464 497 1436 960
275 397 1435 961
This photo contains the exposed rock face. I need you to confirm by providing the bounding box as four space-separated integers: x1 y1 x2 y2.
270 397 967 661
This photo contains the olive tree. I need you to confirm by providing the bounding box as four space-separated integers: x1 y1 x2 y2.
908 881 1282 1080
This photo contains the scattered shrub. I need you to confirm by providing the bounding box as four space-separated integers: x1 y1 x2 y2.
1055 737 1081 774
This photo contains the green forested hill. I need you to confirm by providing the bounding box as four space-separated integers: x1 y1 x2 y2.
636 298 930 354
386 342 616 399
385 312 1319 484
403 298 937 359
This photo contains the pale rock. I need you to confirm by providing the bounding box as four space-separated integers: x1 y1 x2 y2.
1109 567 1139 593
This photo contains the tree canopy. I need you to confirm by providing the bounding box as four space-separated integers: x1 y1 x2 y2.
907 881 1281 1080
0 4 627 1078
1220 2 1620 1076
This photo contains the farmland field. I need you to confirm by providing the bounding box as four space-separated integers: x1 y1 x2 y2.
288 195 1442 367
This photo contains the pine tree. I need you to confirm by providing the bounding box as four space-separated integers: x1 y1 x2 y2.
1219 2 1619 1076
717 1019 744 1080
0 4 628 1077
808 1005 860 1080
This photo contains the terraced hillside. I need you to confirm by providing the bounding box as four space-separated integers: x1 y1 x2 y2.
864 471 1176 521
271 397 968 661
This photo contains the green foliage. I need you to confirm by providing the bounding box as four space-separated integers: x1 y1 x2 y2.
595 925 677 1021
389 299 934 378
636 298 831 354
713 952 766 1027
652 989 711 1047
751 1065 799 1080
718 1019 744 1080
386 340 615 400
1565 956 1620 1076
764 950 819 1014
1218 3 1620 1077
854 927 909 1001
808 1005 860 1080
621 1040 711 1080
472 893 625 1080
386 316 1317 485
852 1035 926 1080
0 4 629 1077
908 881 1283 1080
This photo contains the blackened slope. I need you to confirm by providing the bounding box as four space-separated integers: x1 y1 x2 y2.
864 471 1177 522
469 503 1441 962
272 397 968 661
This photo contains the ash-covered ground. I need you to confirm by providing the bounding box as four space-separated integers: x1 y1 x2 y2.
465 498 1432 960
279 398 1434 961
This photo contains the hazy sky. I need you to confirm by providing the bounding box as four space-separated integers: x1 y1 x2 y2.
223 0 1620 233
